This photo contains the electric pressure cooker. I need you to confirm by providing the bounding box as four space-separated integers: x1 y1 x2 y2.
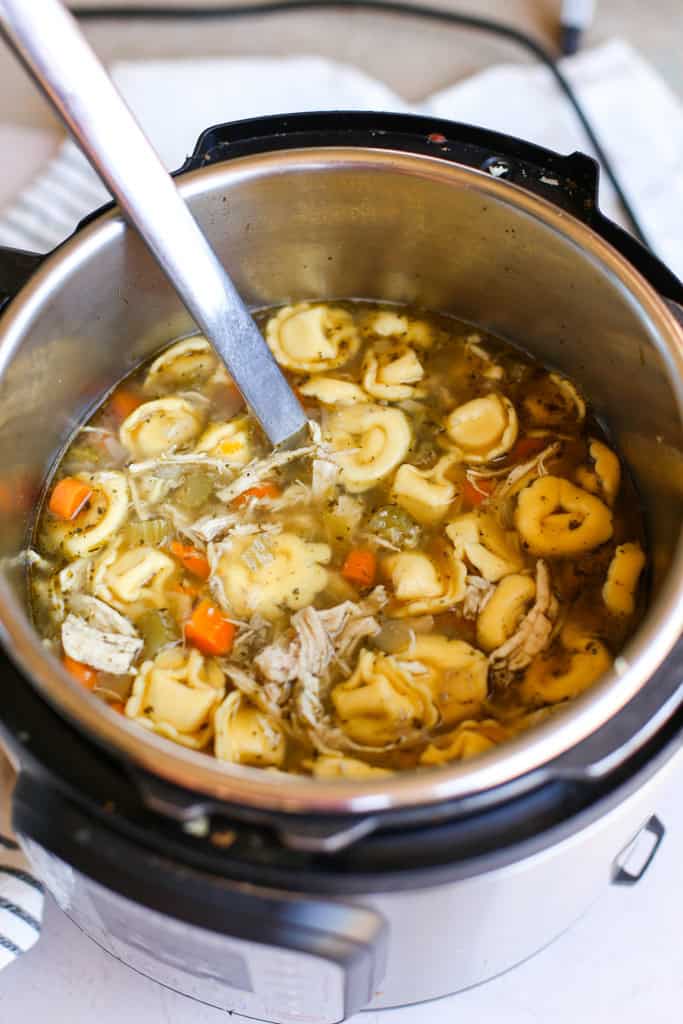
1 113 682 1023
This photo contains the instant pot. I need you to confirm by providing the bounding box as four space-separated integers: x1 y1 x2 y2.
1 113 683 1022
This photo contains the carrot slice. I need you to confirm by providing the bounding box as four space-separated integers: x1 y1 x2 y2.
341 548 377 588
109 701 126 715
170 540 211 580
509 436 546 462
462 477 495 508
62 654 98 690
233 482 281 507
185 599 236 656
110 389 144 421
49 477 93 520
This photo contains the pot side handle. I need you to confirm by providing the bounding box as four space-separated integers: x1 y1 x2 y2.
0 246 44 314
11 769 387 1021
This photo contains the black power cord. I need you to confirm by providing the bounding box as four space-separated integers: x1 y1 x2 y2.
72 0 651 249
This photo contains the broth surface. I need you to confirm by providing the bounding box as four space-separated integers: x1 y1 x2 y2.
31 303 647 778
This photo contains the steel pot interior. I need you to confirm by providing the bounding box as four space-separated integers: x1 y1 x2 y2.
1 147 682 815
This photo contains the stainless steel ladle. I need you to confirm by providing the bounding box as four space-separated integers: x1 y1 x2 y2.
0 0 308 449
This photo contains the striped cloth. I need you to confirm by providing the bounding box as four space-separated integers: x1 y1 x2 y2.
0 756 43 968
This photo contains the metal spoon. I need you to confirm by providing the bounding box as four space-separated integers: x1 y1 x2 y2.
0 0 307 449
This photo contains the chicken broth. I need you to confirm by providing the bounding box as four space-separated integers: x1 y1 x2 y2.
30 303 647 778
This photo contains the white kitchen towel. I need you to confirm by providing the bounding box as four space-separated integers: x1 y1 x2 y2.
0 757 43 968
0 34 682 969
0 39 682 275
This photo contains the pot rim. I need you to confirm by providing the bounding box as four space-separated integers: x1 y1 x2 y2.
2 144 683 816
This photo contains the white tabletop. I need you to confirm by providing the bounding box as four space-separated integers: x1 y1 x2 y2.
1 759 682 1024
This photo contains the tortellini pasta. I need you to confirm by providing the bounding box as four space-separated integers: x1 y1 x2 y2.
397 635 489 727
265 303 360 372
195 417 251 466
308 754 392 779
331 648 437 746
214 691 286 767
520 626 612 706
447 511 524 581
126 647 225 749
384 549 466 617
603 542 645 616
217 531 331 620
476 573 536 652
362 310 435 348
43 471 129 558
299 376 368 406
420 719 508 765
392 454 461 525
325 404 412 492
144 336 220 394
94 545 177 616
575 439 621 505
515 476 613 557
523 372 585 425
362 344 425 401
446 394 518 463
120 397 205 459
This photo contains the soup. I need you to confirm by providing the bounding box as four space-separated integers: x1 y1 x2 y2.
30 303 647 778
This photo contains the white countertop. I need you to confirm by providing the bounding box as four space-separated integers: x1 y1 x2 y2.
1 759 682 1024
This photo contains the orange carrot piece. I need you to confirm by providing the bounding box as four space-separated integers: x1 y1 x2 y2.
110 389 144 421
509 436 546 462
49 477 93 520
462 477 495 508
341 548 377 589
62 654 98 690
233 482 281 507
185 599 236 656
109 701 126 715
170 540 211 580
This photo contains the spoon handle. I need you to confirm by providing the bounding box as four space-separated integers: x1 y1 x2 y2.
0 0 307 449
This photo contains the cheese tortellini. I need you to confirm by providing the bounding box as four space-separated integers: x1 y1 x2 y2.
120 397 204 459
446 394 518 463
214 691 286 767
399 635 489 727
515 476 613 557
392 455 461 525
43 471 129 558
420 719 508 765
385 550 466 617
299 376 368 406
144 336 221 394
331 648 438 746
362 344 425 401
603 542 645 616
520 626 612 706
476 573 536 652
195 417 252 466
361 310 435 348
326 404 412 492
94 544 177 618
575 439 621 505
126 647 225 749
217 531 331 620
265 303 360 372
447 511 524 581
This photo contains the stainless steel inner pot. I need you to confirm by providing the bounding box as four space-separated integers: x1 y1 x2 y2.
1 143 682 815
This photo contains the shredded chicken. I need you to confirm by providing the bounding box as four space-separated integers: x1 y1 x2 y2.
311 458 340 501
62 606 142 679
216 435 318 505
488 561 558 686
461 575 495 619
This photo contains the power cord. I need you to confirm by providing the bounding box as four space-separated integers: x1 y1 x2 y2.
71 0 651 249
